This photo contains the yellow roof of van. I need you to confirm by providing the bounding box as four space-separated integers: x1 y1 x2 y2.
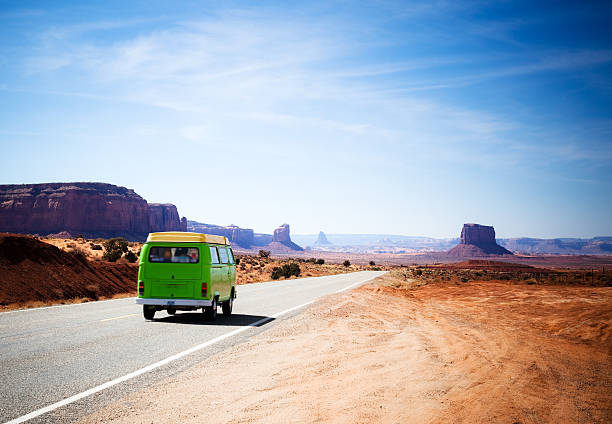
146 232 230 245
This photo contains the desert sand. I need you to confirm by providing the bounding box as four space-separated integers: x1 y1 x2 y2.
78 273 611 423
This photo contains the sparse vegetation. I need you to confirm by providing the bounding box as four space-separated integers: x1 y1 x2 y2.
271 263 301 280
316 259 325 265
258 250 270 258
369 260 376 266
124 250 138 263
343 260 351 267
102 237 128 262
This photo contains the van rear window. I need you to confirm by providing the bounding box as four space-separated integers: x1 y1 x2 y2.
149 247 199 263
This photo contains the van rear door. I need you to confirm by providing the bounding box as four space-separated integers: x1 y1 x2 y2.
146 245 202 298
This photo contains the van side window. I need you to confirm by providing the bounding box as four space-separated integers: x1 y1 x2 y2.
218 246 229 264
209 246 220 264
227 248 235 264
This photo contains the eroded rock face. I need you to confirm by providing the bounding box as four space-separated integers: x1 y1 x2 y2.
148 204 187 232
186 221 303 251
273 224 291 243
447 223 513 257
187 221 255 247
271 223 303 251
0 183 186 240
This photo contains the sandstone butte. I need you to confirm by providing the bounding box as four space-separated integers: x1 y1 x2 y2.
0 182 186 241
314 231 332 245
447 223 513 257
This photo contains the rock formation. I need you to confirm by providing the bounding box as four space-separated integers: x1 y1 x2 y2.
314 231 331 245
447 223 513 257
187 221 255 248
186 221 303 251
273 224 291 243
148 204 187 232
0 183 186 240
269 223 303 251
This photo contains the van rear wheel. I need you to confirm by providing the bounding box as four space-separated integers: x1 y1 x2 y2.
222 295 233 316
203 297 217 321
143 305 156 320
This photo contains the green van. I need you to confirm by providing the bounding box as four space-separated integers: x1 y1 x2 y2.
136 232 236 321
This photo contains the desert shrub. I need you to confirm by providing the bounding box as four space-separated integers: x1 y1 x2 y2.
102 249 122 262
75 234 84 239
343 260 351 267
67 242 76 248
102 237 128 262
371 266 381 271
271 263 301 279
90 243 103 250
499 274 510 280
258 250 270 258
316 259 325 265
124 250 138 263
526 280 536 285
307 258 317 263
415 269 423 276
460 277 468 283
271 267 282 280
235 257 241 265
68 247 88 264
369 261 376 266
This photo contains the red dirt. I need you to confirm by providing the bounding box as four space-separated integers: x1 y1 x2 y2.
429 259 545 272
78 278 612 424
0 233 137 309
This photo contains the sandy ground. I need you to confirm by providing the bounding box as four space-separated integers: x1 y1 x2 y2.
78 275 611 424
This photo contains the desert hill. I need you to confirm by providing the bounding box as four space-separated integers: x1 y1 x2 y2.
0 233 137 307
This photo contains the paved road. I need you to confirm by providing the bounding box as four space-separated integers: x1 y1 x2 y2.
0 271 384 423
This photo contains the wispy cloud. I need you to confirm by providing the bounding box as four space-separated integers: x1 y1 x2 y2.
15 9 612 177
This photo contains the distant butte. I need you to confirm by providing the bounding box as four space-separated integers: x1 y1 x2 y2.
447 223 513 257
314 231 331 245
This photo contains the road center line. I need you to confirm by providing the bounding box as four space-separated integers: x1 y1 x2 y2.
100 313 139 322
4 271 383 424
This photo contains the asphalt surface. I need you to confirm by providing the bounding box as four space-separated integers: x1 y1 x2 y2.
0 271 385 423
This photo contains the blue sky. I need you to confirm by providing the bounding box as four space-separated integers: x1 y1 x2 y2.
1 1 611 238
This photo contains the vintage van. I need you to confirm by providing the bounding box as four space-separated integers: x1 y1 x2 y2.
136 232 236 321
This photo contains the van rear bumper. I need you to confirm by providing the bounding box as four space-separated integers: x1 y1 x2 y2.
136 298 213 307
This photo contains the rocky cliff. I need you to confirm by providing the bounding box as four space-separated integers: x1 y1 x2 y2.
187 221 255 247
186 221 303 251
498 237 612 255
148 204 187 232
447 223 513 257
271 224 303 251
0 183 186 240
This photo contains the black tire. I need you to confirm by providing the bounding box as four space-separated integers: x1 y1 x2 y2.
222 294 233 317
143 305 155 320
203 297 217 321
167 308 176 315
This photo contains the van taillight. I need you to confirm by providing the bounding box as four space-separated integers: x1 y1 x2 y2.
201 282 207 297
138 281 144 295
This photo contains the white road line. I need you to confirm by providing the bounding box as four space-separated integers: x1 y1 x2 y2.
3 271 384 424
100 313 139 322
